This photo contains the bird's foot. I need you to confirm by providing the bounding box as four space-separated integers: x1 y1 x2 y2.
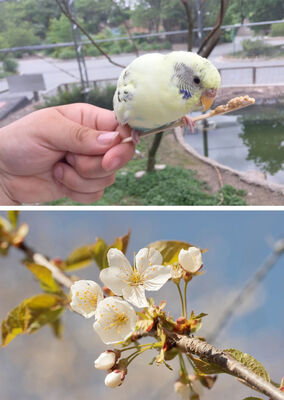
131 129 141 145
182 116 195 134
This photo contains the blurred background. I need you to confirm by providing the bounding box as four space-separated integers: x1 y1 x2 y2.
0 210 283 399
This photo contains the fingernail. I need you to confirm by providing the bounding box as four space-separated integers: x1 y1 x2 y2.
97 131 120 145
54 166 63 182
66 154 75 166
105 157 121 171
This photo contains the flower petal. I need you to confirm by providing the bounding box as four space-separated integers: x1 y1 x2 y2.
179 247 202 273
136 247 163 274
100 266 129 296
94 297 137 344
143 265 172 291
107 248 132 274
70 280 103 318
122 285 149 308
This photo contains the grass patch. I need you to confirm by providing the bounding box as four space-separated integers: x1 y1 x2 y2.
47 164 246 206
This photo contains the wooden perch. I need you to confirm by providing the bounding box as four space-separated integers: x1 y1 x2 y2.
167 331 284 400
122 96 255 143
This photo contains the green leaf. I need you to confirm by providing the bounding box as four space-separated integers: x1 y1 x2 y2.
66 231 131 271
190 355 226 375
50 318 63 339
92 238 108 269
225 349 270 382
148 240 206 265
65 244 93 271
1 294 64 346
94 230 131 270
7 211 19 228
26 262 63 294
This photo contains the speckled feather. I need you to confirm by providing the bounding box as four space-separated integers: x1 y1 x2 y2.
113 51 221 131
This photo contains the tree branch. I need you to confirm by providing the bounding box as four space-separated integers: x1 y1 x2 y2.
55 0 126 69
180 0 194 51
17 242 73 289
168 332 284 400
197 0 229 58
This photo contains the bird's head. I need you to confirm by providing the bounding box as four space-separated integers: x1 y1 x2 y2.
168 51 221 111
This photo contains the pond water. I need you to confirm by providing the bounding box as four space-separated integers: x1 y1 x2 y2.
184 104 284 184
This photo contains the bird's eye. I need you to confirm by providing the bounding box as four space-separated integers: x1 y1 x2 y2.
193 76 201 84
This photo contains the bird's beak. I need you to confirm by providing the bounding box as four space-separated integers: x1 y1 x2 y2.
201 89 217 111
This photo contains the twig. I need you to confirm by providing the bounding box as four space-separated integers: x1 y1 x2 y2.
197 0 230 58
17 242 73 289
121 99 255 144
207 239 284 342
55 0 126 69
168 332 284 400
33 253 73 289
180 0 194 51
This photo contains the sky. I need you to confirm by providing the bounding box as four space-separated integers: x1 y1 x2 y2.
0 210 283 400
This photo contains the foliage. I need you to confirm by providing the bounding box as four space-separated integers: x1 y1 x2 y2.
46 14 73 44
225 349 270 382
2 293 65 346
41 84 116 110
47 164 247 206
270 21 284 36
3 58 18 74
241 39 280 58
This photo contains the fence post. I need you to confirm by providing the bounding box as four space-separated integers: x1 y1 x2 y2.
252 67 256 84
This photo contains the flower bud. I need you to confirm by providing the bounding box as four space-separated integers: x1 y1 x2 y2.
94 351 116 370
179 247 202 274
105 370 125 388
174 381 190 399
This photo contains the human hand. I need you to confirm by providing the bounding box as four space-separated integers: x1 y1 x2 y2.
0 103 135 204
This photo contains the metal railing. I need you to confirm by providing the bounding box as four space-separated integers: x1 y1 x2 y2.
0 19 283 54
219 64 284 85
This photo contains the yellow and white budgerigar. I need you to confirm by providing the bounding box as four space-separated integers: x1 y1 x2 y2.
113 51 221 143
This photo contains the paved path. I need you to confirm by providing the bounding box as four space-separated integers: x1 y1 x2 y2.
1 42 284 99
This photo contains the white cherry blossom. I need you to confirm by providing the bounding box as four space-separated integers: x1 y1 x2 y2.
93 296 137 344
105 370 125 388
70 280 103 318
94 351 116 370
100 248 171 308
178 247 202 273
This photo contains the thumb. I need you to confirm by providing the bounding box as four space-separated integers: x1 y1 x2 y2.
44 108 121 155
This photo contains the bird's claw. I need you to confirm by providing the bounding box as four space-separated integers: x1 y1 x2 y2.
182 116 195 134
131 129 141 145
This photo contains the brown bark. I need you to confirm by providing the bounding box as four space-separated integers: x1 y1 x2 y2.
180 0 194 51
167 331 284 400
197 0 230 58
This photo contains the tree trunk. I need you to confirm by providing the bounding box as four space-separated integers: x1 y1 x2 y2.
147 132 164 172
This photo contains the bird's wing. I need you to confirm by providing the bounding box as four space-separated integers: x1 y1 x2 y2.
113 67 136 125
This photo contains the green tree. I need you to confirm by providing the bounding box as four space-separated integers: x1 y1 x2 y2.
47 14 73 44
2 23 39 48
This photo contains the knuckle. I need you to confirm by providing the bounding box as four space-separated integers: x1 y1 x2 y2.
104 174 116 188
73 125 90 144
